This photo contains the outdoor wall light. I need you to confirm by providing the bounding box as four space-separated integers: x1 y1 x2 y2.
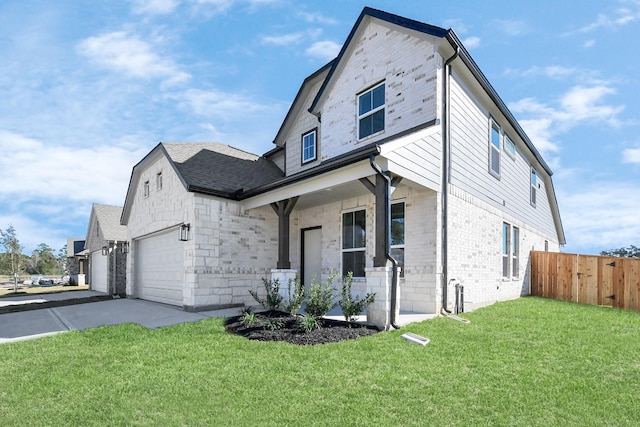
101 246 109 256
179 223 190 241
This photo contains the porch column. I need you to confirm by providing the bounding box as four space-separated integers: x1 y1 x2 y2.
270 197 299 269
359 174 389 267
365 266 400 330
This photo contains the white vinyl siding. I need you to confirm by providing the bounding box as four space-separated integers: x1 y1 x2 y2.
448 70 557 240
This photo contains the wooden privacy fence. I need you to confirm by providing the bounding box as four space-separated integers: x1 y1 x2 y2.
530 251 640 311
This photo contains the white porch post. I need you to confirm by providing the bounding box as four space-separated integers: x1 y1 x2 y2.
271 269 298 301
366 266 400 330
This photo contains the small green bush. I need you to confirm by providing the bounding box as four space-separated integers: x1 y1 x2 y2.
249 278 283 311
338 272 375 322
296 315 321 333
239 308 260 327
282 276 305 316
264 317 284 331
305 270 338 318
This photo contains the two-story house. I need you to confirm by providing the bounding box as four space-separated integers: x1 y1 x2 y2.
120 7 564 329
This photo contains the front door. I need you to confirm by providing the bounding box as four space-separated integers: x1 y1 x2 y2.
302 227 322 291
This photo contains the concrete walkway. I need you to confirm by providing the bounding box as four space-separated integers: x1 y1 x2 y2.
0 291 242 344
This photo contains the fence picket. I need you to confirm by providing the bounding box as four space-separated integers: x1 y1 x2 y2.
530 251 640 312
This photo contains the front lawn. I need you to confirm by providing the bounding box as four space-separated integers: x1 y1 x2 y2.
1 297 639 426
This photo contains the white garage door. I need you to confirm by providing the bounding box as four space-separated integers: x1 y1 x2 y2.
135 229 184 306
90 251 108 293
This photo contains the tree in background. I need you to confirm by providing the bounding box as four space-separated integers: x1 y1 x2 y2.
28 243 61 275
0 225 24 292
600 245 640 258
57 244 67 274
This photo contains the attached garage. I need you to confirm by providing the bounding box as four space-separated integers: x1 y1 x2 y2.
134 228 185 307
90 251 108 293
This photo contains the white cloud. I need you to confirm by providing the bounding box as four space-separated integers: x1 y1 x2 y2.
261 32 305 46
558 183 640 253
622 147 640 163
190 0 280 14
509 84 624 155
584 40 596 48
443 19 468 34
0 130 146 205
566 3 640 34
298 11 338 25
305 40 341 61
505 66 583 79
493 19 529 36
131 0 180 14
170 88 271 120
462 36 480 49
77 31 191 85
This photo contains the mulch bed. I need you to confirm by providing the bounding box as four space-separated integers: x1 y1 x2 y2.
225 310 380 345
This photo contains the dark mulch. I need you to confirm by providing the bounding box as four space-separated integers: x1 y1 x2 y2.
225 310 380 345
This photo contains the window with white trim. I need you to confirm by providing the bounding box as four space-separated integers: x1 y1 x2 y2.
390 202 405 277
489 119 501 178
156 172 163 191
301 129 317 164
502 222 519 278
342 210 366 277
530 166 537 207
504 133 516 159
358 83 385 139
143 180 150 198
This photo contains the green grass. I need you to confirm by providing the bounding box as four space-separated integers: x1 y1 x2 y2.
1 297 639 426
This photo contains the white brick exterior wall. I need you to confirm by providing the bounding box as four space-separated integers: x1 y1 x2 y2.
290 183 440 313
446 184 560 312
125 153 279 310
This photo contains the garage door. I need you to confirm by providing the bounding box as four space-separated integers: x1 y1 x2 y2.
90 251 108 293
135 229 184 306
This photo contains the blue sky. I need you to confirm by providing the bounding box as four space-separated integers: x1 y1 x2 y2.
0 0 639 255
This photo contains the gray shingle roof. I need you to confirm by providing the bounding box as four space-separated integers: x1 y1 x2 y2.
93 204 128 241
162 143 284 196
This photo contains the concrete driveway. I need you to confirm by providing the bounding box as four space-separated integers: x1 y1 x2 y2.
0 296 241 344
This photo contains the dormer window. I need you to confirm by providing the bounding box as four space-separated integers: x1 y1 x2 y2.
358 82 385 139
302 129 317 164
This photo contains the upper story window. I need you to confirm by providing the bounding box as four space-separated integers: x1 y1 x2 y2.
301 129 317 164
530 166 537 207
504 133 516 159
489 118 501 178
358 82 385 139
156 172 163 191
143 180 150 198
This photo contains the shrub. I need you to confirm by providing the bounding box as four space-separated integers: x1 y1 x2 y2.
239 307 260 327
296 315 321 333
282 276 305 316
305 270 338 318
264 317 284 331
338 272 375 322
68 277 77 287
249 278 283 311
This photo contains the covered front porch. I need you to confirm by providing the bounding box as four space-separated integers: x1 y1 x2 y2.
242 146 441 329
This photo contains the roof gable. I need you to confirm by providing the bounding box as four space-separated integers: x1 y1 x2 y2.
309 7 447 115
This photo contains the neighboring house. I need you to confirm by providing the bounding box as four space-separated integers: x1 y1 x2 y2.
121 7 564 328
66 237 87 285
85 203 128 296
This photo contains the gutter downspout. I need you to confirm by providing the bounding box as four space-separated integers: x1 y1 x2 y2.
369 154 400 330
441 45 460 315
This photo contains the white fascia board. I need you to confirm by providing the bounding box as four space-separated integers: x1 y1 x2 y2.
241 160 374 210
